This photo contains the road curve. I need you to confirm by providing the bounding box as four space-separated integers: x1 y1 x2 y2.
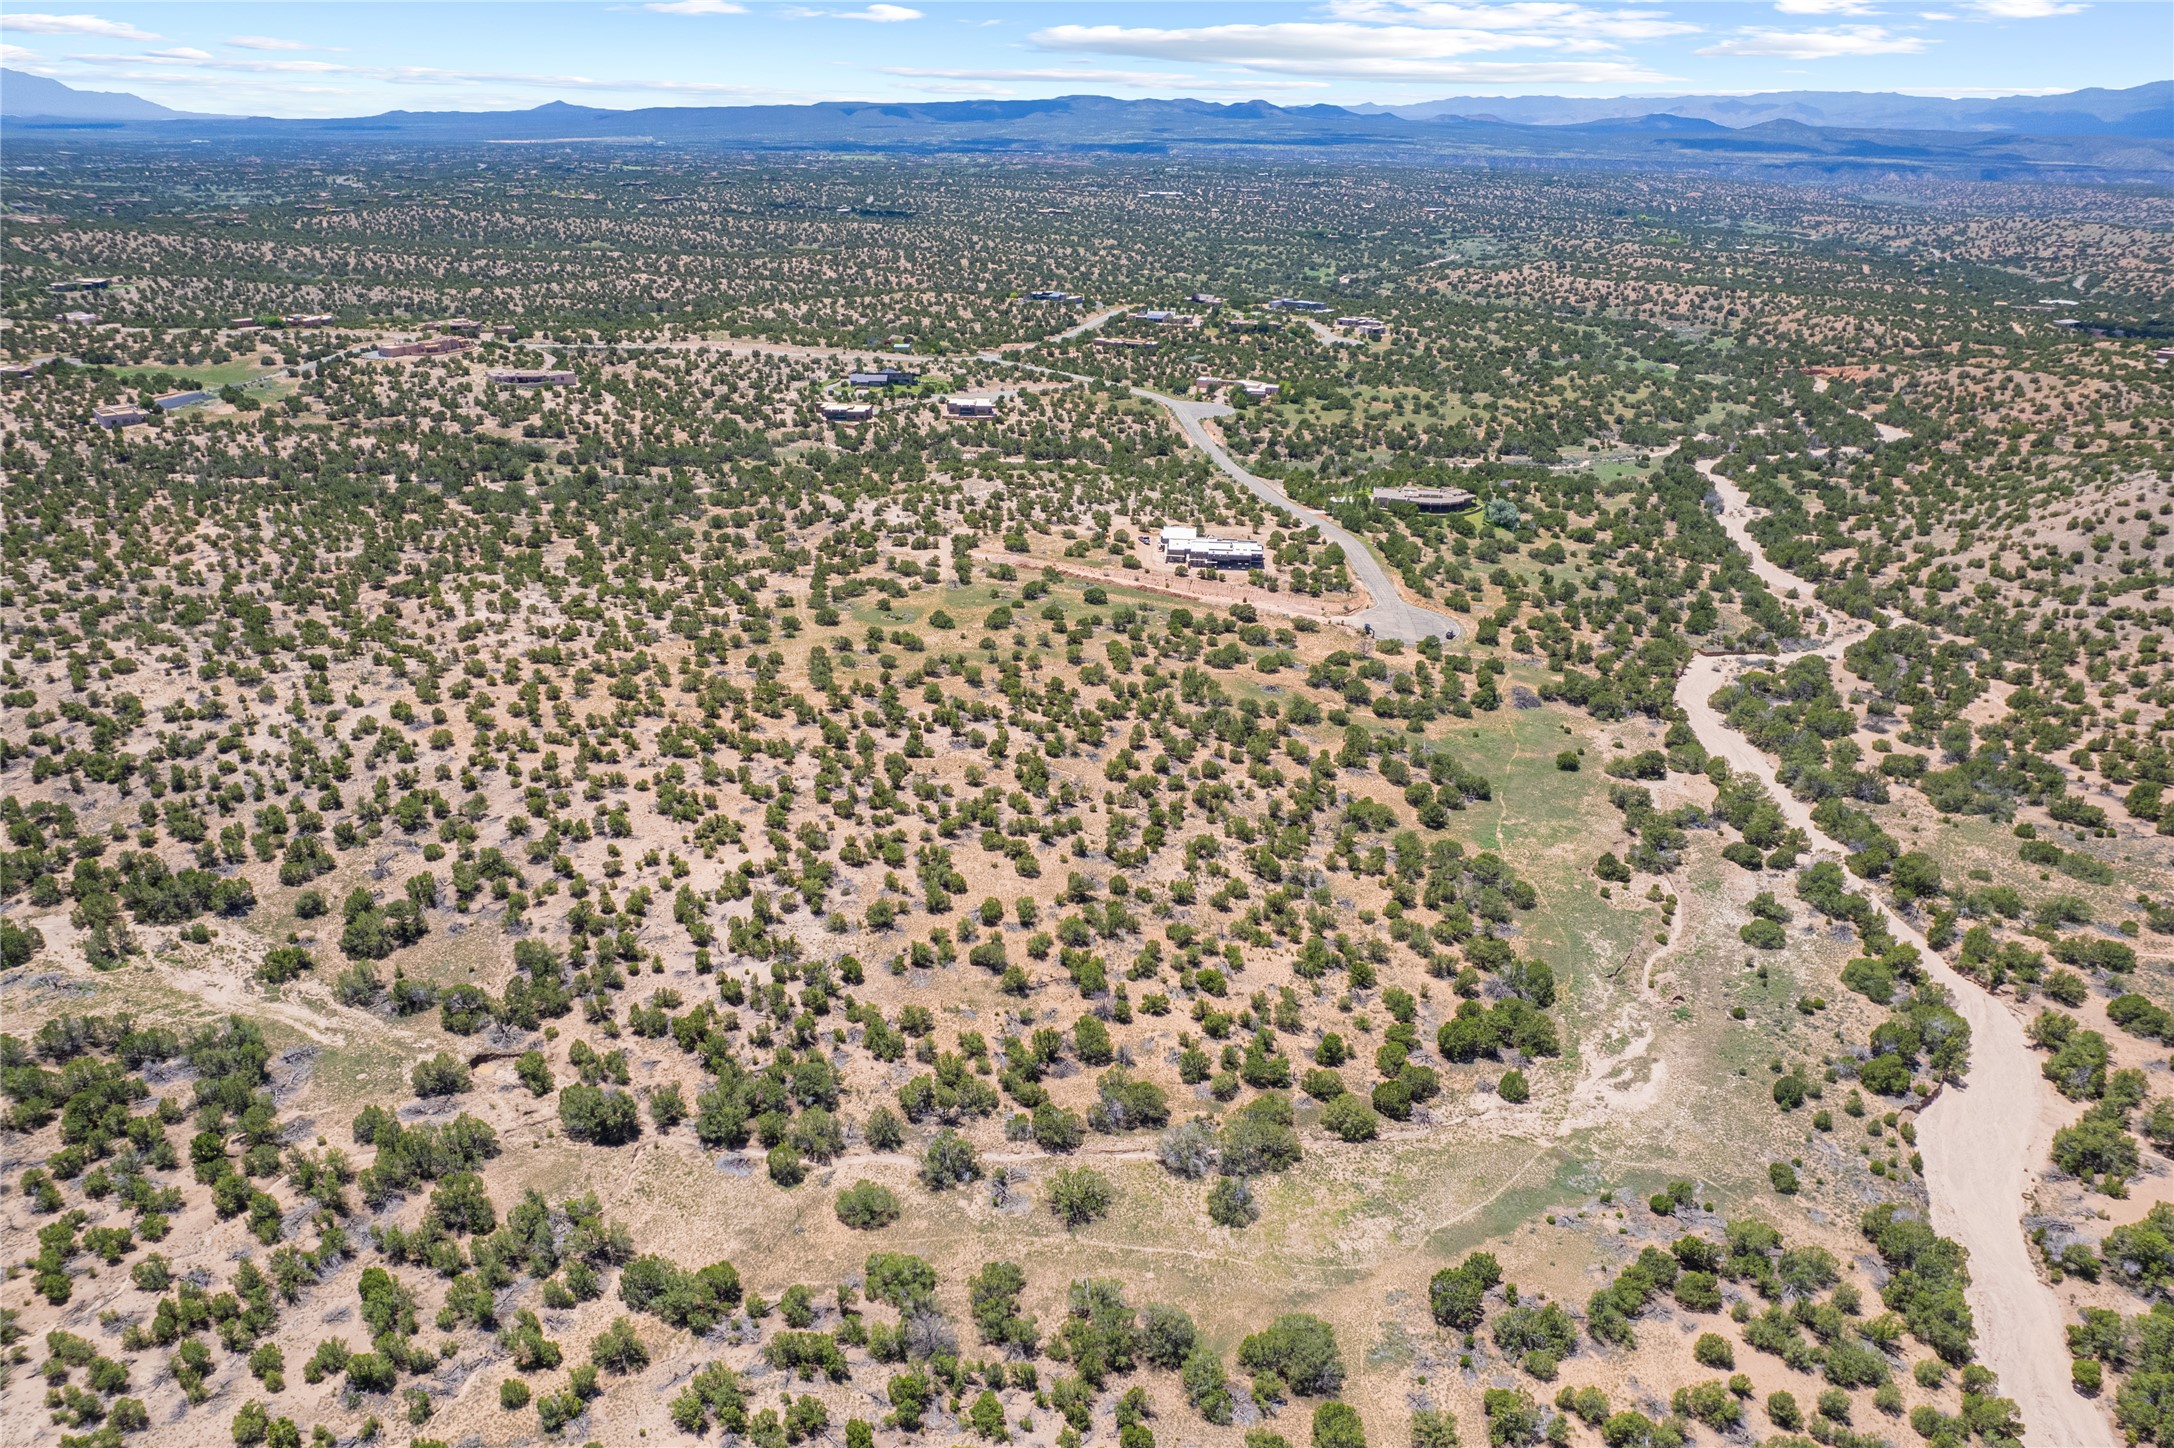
1678 489 2106 1448
1136 390 1460 643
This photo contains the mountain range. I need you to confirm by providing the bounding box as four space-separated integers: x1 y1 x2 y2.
0 68 223 122
2 71 2166 182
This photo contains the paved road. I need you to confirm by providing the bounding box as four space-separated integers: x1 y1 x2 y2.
1677 482 2109 1448
1137 390 1460 642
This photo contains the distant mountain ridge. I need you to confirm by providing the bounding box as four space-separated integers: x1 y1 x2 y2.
0 69 225 121
1346 82 2171 136
1 71 2165 183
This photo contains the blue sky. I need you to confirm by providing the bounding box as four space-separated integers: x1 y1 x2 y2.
2 1 2165 115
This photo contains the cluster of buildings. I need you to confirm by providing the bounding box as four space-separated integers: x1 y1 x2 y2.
1193 376 1280 401
1370 486 1475 513
1336 315 1387 339
1156 525 1265 570
487 368 575 387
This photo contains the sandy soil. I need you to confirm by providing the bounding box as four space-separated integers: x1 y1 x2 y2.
1674 479 2112 1446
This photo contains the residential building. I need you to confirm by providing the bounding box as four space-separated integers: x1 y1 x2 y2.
1026 290 1085 302
821 402 875 422
1336 316 1387 338
1093 337 1156 350
432 318 482 335
92 403 150 428
155 390 214 412
945 396 997 418
1187 292 1224 306
375 337 474 359
0 359 51 381
376 336 473 358
1266 298 1328 312
58 311 100 326
487 368 576 387
284 314 335 328
1371 486 1475 513
1237 380 1280 400
1156 525 1264 569
49 277 114 293
229 318 263 332
847 368 917 387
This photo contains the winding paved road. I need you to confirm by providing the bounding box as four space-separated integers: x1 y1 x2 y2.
1682 467 2107 1448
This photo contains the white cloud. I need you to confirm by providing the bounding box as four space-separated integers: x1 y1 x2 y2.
2 41 44 61
0 12 159 41
1697 23 1928 55
79 48 351 74
1961 0 2085 16
644 0 747 13
226 35 315 51
1029 20 1676 80
885 65 1200 84
1324 2 1699 41
882 65 1329 93
838 4 922 19
1773 0 1878 13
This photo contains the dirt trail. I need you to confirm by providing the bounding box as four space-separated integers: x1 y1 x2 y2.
1678 469 2107 1446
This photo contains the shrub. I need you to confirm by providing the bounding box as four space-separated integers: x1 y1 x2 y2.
836 1180 903 1229
1693 1332 1735 1369
410 1052 471 1098
1238 1314 1344 1397
1048 1166 1115 1228
1497 1070 1529 1104
558 1084 640 1144
1207 1177 1258 1229
1314 1401 1367 1448
1322 1093 1380 1142
920 1129 981 1190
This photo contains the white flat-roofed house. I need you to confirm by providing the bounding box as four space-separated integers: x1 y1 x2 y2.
945 396 997 418
1173 536 1266 569
93 403 151 428
1158 525 1199 558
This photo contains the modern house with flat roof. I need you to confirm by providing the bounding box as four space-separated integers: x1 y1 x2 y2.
375 337 474 359
1371 486 1476 513
1266 298 1328 312
92 403 150 428
154 389 214 412
820 402 875 422
1158 525 1264 569
945 396 997 418
488 368 576 387
847 368 917 387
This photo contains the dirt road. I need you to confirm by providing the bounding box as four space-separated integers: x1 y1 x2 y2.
1675 496 2107 1445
